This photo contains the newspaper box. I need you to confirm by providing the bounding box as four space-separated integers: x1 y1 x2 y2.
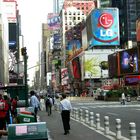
8 122 48 140
17 113 36 123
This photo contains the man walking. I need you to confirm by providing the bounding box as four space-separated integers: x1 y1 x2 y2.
30 90 40 121
121 92 126 105
60 93 72 135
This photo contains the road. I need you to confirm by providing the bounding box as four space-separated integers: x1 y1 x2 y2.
71 100 140 140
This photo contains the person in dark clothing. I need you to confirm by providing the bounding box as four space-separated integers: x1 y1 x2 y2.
45 95 53 116
59 93 72 135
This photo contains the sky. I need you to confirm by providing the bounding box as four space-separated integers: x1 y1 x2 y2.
18 0 53 85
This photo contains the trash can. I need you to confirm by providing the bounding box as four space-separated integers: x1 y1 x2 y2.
8 122 48 140
127 95 131 102
17 113 36 123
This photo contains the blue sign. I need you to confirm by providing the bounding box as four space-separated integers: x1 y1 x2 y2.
88 8 120 47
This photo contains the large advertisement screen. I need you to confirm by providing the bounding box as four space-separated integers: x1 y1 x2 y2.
87 8 120 47
84 50 114 79
119 47 139 75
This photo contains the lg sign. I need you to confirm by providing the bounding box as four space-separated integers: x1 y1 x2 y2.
98 13 114 37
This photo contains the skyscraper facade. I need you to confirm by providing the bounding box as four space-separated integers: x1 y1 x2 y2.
112 0 137 47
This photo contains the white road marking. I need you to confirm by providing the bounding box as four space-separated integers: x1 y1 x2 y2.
107 112 118 116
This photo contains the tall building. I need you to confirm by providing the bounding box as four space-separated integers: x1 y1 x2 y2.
60 0 97 67
100 0 111 7
136 0 140 17
0 14 9 86
53 0 58 13
112 0 137 48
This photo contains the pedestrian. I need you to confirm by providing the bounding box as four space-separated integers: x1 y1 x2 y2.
59 93 72 135
121 92 126 105
45 95 53 116
11 96 18 117
3 92 11 125
0 92 9 137
30 90 40 121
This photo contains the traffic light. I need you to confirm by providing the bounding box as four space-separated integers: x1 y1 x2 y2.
21 47 27 55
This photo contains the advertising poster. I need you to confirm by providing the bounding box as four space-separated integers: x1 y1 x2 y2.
47 13 60 30
119 47 139 75
87 8 120 47
83 49 114 79
66 39 83 61
72 57 81 79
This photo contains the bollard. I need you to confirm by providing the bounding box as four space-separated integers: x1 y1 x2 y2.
96 113 100 130
79 109 83 121
90 112 94 127
129 122 137 140
116 119 121 139
85 110 89 124
73 108 76 119
76 108 79 120
104 116 109 135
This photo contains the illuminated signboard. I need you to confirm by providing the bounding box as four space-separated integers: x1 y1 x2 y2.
125 75 140 86
87 8 120 47
119 47 139 75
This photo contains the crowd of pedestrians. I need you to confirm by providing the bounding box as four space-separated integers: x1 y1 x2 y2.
0 91 18 138
0 89 73 138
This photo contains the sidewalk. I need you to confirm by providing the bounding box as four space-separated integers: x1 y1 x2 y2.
39 110 111 140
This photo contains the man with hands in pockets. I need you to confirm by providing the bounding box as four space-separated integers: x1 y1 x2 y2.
59 93 72 135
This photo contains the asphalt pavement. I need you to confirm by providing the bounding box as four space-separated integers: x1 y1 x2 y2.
39 109 112 140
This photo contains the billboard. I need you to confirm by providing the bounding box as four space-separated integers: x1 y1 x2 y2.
47 13 60 30
87 8 120 47
125 75 140 86
66 39 83 61
119 47 139 75
136 19 140 42
83 49 114 79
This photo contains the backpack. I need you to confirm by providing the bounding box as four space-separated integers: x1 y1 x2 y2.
46 98 51 106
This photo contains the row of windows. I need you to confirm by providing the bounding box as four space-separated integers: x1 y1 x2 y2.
65 16 85 20
64 12 85 15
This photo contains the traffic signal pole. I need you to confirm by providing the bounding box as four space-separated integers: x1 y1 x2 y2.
21 47 28 106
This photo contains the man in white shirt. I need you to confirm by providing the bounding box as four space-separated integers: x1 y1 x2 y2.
60 93 72 135
30 90 40 121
